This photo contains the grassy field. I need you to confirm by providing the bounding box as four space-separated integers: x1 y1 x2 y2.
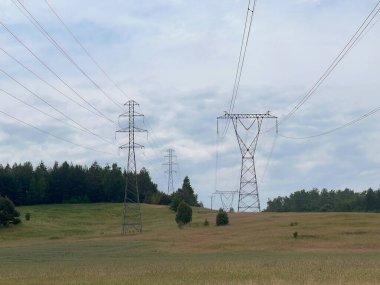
1 204 380 284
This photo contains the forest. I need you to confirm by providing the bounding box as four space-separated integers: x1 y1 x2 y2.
266 188 380 212
0 161 171 206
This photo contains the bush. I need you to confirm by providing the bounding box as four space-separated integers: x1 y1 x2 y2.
293 231 298 239
203 219 209 226
170 193 182 212
216 208 229 226
13 218 21 225
0 195 21 227
25 212 31 221
158 192 172 205
175 201 192 225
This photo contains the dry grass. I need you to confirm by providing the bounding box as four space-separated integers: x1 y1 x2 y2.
0 204 380 284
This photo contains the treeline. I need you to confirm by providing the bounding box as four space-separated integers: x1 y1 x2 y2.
266 188 380 212
0 161 170 206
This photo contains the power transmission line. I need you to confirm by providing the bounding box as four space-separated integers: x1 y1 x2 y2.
11 0 123 111
279 105 380 140
0 46 114 123
0 68 115 146
0 108 114 155
44 0 130 101
0 20 114 124
258 132 278 189
222 0 258 137
278 1 380 127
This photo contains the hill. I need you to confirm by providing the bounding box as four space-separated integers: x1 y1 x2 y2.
1 203 380 284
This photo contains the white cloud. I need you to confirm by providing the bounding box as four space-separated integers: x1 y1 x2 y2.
0 0 379 209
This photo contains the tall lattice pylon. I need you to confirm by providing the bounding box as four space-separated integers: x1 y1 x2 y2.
163 148 177 194
217 112 277 212
116 100 146 234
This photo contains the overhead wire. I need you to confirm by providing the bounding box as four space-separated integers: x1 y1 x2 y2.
222 0 258 137
279 104 380 140
43 0 130 101
0 68 116 146
258 132 278 189
277 1 380 127
0 20 115 124
215 0 259 198
11 0 124 111
276 2 380 140
137 103 183 190
0 46 113 123
0 108 115 155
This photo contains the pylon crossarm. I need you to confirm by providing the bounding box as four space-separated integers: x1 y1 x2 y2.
119 143 144 149
238 117 257 131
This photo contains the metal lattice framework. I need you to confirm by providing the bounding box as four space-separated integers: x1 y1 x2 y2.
116 100 146 234
218 112 277 212
163 148 177 194
214 190 238 212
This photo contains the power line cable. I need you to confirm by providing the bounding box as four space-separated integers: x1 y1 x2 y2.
222 0 258 137
0 68 116 146
0 88 115 146
278 1 380 127
11 0 124 111
0 20 114 124
44 0 130 101
213 133 221 193
279 104 380 140
0 46 113 123
0 108 114 155
258 132 278 189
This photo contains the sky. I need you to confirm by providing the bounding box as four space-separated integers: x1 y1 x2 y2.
0 0 379 210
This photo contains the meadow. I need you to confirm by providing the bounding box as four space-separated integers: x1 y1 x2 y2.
1 203 380 284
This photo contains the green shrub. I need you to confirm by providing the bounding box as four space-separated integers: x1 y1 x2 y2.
203 219 209 226
25 212 31 221
170 194 182 212
216 208 229 226
0 195 20 227
175 201 192 225
12 218 21 225
293 231 298 239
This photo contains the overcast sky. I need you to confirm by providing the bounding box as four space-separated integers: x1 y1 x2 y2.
0 0 379 210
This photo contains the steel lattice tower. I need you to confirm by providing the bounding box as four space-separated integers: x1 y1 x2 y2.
163 148 177 194
213 190 238 212
217 112 277 212
116 100 146 234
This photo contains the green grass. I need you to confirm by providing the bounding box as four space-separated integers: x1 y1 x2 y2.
1 204 380 284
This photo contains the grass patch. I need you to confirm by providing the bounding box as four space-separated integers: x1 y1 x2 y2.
1 204 380 284
341 231 367 235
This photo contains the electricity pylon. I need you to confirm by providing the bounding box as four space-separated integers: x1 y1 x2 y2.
163 148 177 194
217 111 277 212
116 100 146 234
213 190 238 212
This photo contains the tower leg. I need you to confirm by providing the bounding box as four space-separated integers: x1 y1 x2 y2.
238 157 260 212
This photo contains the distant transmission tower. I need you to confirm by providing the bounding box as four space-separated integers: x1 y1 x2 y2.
164 148 177 194
116 100 146 234
217 112 277 212
213 190 238 212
